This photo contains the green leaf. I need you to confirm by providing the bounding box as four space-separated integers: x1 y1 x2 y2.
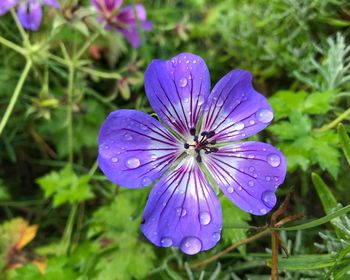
311 173 337 214
267 254 342 270
303 91 333 114
221 197 251 253
338 123 350 165
278 204 350 231
36 165 94 207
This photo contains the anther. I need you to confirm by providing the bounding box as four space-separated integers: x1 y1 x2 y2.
210 140 217 145
190 128 196 136
200 131 208 136
184 143 190 149
196 155 202 163
194 135 198 142
210 147 219 152
207 131 215 138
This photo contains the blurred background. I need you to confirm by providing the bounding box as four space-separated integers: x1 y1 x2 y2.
0 0 350 279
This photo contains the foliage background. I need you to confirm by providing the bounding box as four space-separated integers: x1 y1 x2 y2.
1 0 350 279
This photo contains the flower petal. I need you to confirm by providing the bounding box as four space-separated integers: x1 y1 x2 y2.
144 53 211 138
98 110 181 188
202 142 286 215
91 0 122 12
201 70 273 143
17 0 42 31
141 157 222 255
42 0 60 8
0 0 19 16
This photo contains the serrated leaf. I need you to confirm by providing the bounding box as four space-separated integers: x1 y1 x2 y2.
338 123 350 165
311 173 337 214
303 91 333 114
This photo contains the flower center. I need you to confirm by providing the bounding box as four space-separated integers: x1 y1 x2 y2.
184 128 218 163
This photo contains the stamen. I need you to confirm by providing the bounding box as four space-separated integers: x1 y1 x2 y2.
196 155 202 163
190 128 196 136
207 131 215 138
200 131 208 136
210 140 217 145
184 143 190 149
210 147 219 152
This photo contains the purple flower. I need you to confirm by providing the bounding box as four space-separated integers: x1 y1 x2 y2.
91 0 152 48
98 53 287 255
0 0 60 31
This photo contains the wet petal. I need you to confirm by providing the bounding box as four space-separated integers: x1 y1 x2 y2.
17 0 42 31
98 110 181 188
201 69 273 143
42 0 60 8
0 0 19 16
141 157 222 254
145 53 210 138
203 142 286 215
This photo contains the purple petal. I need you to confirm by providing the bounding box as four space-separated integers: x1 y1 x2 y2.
144 53 211 138
98 109 181 188
202 142 286 215
117 25 142 48
42 0 60 8
91 0 123 12
201 70 273 143
0 0 19 16
117 4 147 22
141 158 222 254
17 0 42 31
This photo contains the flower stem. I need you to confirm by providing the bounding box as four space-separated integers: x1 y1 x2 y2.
0 35 26 55
0 60 32 136
314 107 350 133
76 31 101 60
61 203 78 254
10 9 30 48
67 62 75 164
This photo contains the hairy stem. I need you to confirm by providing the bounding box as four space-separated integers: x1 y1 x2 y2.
0 35 26 55
0 60 32 136
314 107 350 132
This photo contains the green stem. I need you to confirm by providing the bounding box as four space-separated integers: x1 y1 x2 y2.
76 31 101 60
80 67 121 79
0 35 26 55
67 63 75 164
0 60 32 136
315 107 350 133
61 204 78 255
10 9 30 48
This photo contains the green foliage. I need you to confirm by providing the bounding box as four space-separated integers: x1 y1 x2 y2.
36 165 94 207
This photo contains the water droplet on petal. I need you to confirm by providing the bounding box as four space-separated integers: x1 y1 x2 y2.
179 78 188 87
248 180 254 187
232 122 245 131
227 187 234 193
267 153 281 167
150 154 158 161
216 98 224 107
237 186 242 191
184 97 189 103
249 166 255 172
111 157 118 163
104 145 109 149
265 176 271 182
142 176 152 186
140 124 148 131
124 133 133 140
170 116 176 123
249 120 256 125
256 108 273 123
180 236 202 255
199 211 211 225
262 191 276 208
176 207 187 217
260 208 267 214
212 232 221 242
160 237 173 247
126 157 140 169
248 154 255 159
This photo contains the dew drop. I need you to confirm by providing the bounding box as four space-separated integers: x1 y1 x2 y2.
160 237 173 247
248 154 255 159
265 176 271 182
179 77 188 88
124 133 133 140
180 236 202 255
141 176 152 186
104 145 109 149
197 96 204 106
237 186 243 191
262 191 276 208
170 116 176 123
232 122 245 131
184 97 189 103
227 186 234 193
212 232 221 242
249 120 256 125
150 154 158 161
140 124 148 131
274 176 279 182
267 153 281 167
248 180 254 187
249 166 255 172
126 157 140 169
111 157 118 163
199 211 211 225
256 108 273 123
176 207 187 217
260 208 267 214
216 98 224 107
